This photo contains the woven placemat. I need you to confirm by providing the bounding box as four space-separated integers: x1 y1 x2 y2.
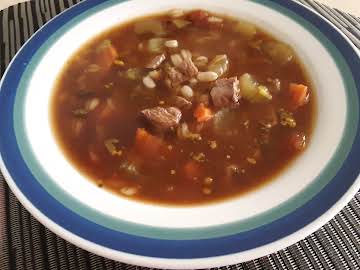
0 1 359 269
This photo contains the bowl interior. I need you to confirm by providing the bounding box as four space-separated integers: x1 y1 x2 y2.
20 0 347 229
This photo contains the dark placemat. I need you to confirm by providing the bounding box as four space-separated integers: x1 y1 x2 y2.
0 0 359 269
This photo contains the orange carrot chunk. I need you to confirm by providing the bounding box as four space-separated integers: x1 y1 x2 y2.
134 128 164 157
188 10 210 27
194 103 213 122
95 40 119 70
289 83 309 109
184 160 202 180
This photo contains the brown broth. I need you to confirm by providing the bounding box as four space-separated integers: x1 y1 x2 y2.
51 10 315 205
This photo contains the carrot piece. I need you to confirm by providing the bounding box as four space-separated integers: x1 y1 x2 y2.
289 83 309 109
188 10 222 30
97 102 114 122
184 160 202 180
188 10 209 26
194 103 213 122
134 128 164 157
95 41 119 70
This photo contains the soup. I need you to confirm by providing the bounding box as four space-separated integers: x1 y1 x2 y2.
51 9 314 205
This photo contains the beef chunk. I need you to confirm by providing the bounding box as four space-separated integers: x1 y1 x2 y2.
146 54 166 69
165 67 188 88
165 52 198 89
177 55 198 78
210 77 240 107
171 96 192 110
141 106 182 131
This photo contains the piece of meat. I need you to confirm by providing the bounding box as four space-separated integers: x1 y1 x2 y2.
171 96 192 110
210 77 240 107
165 53 198 89
141 106 182 131
177 56 198 78
165 67 188 88
146 54 166 69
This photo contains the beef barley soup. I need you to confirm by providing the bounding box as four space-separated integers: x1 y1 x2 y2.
51 9 315 205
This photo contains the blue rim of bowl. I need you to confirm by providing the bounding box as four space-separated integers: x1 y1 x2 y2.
0 0 359 259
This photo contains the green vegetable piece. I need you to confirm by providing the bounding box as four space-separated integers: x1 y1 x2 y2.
262 41 294 65
172 19 191 29
239 74 272 103
239 73 258 101
134 20 166 36
96 39 112 53
251 85 273 103
234 20 257 39
208 55 229 77
147 38 166 53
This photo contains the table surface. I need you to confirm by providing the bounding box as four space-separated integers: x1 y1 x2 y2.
1 0 360 15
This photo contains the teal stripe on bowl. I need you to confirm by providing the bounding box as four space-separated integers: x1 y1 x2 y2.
13 0 359 240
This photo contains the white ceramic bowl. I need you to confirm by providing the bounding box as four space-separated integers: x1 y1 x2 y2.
0 0 359 268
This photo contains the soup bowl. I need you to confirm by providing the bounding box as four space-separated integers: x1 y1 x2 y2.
0 0 359 268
